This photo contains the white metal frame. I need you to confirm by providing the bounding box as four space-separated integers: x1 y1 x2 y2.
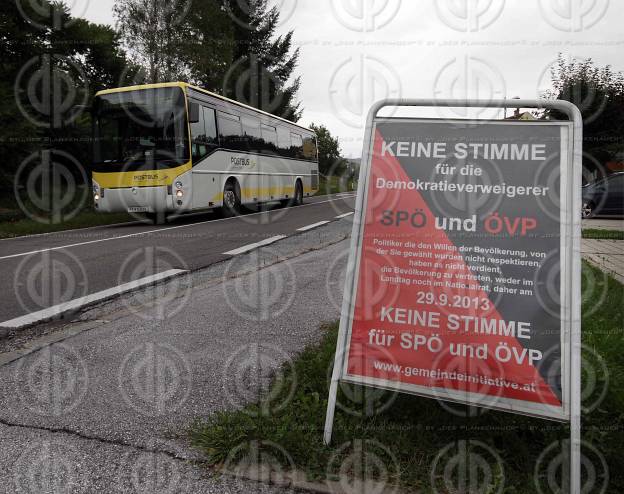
323 99 582 493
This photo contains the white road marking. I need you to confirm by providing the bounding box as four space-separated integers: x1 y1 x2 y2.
223 235 288 256
335 212 355 219
297 221 331 232
0 197 354 261
0 269 187 329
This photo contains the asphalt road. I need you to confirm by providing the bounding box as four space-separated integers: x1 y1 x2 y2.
0 193 356 324
0 217 354 493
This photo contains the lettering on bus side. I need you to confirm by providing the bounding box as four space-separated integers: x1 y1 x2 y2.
231 157 257 169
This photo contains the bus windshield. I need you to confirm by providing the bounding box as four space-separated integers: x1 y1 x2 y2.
93 87 189 171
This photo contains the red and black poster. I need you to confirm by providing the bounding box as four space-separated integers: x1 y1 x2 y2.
341 119 572 420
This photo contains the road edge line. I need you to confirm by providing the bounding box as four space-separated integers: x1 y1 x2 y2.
0 269 187 331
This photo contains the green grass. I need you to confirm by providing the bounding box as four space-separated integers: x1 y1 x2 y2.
583 229 624 240
318 175 357 196
0 209 135 239
190 262 624 492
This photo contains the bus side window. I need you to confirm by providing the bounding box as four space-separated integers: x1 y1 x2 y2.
291 133 304 160
242 115 262 151
218 111 244 151
303 135 317 161
261 124 278 154
203 107 218 147
190 103 207 162
277 126 291 158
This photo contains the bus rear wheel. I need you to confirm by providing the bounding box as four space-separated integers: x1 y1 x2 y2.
281 181 304 208
293 180 304 206
222 181 241 217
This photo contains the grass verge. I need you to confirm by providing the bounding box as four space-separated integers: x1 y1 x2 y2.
190 262 623 492
583 229 624 240
0 210 135 239
318 175 357 196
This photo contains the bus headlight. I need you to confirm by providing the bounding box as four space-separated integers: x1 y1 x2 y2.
176 190 184 198
94 193 100 201
175 181 183 189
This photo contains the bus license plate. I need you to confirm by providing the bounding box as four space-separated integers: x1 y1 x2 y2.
128 207 149 213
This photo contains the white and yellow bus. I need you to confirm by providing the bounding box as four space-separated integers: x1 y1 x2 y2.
91 82 319 223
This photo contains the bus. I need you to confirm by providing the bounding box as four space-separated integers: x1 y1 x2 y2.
91 82 319 223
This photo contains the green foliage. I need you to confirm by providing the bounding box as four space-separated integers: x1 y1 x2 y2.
217 0 302 121
583 229 624 240
1 0 135 214
190 264 624 492
114 0 202 82
113 0 302 121
309 123 345 176
545 56 624 177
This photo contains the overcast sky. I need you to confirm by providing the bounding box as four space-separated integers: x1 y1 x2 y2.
71 0 623 158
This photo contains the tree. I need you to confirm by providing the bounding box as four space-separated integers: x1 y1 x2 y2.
544 55 624 180
218 0 302 121
1 0 134 206
114 0 190 82
309 123 345 176
177 1 233 89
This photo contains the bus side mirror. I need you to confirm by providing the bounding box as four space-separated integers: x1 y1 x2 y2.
189 102 200 123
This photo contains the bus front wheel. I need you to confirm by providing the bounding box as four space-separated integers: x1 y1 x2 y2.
222 181 241 217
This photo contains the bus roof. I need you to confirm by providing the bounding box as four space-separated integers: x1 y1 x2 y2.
95 82 313 134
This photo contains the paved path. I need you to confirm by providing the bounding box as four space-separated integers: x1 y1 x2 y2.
0 219 353 493
582 238 624 284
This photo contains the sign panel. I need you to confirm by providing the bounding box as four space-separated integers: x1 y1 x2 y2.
340 119 572 420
